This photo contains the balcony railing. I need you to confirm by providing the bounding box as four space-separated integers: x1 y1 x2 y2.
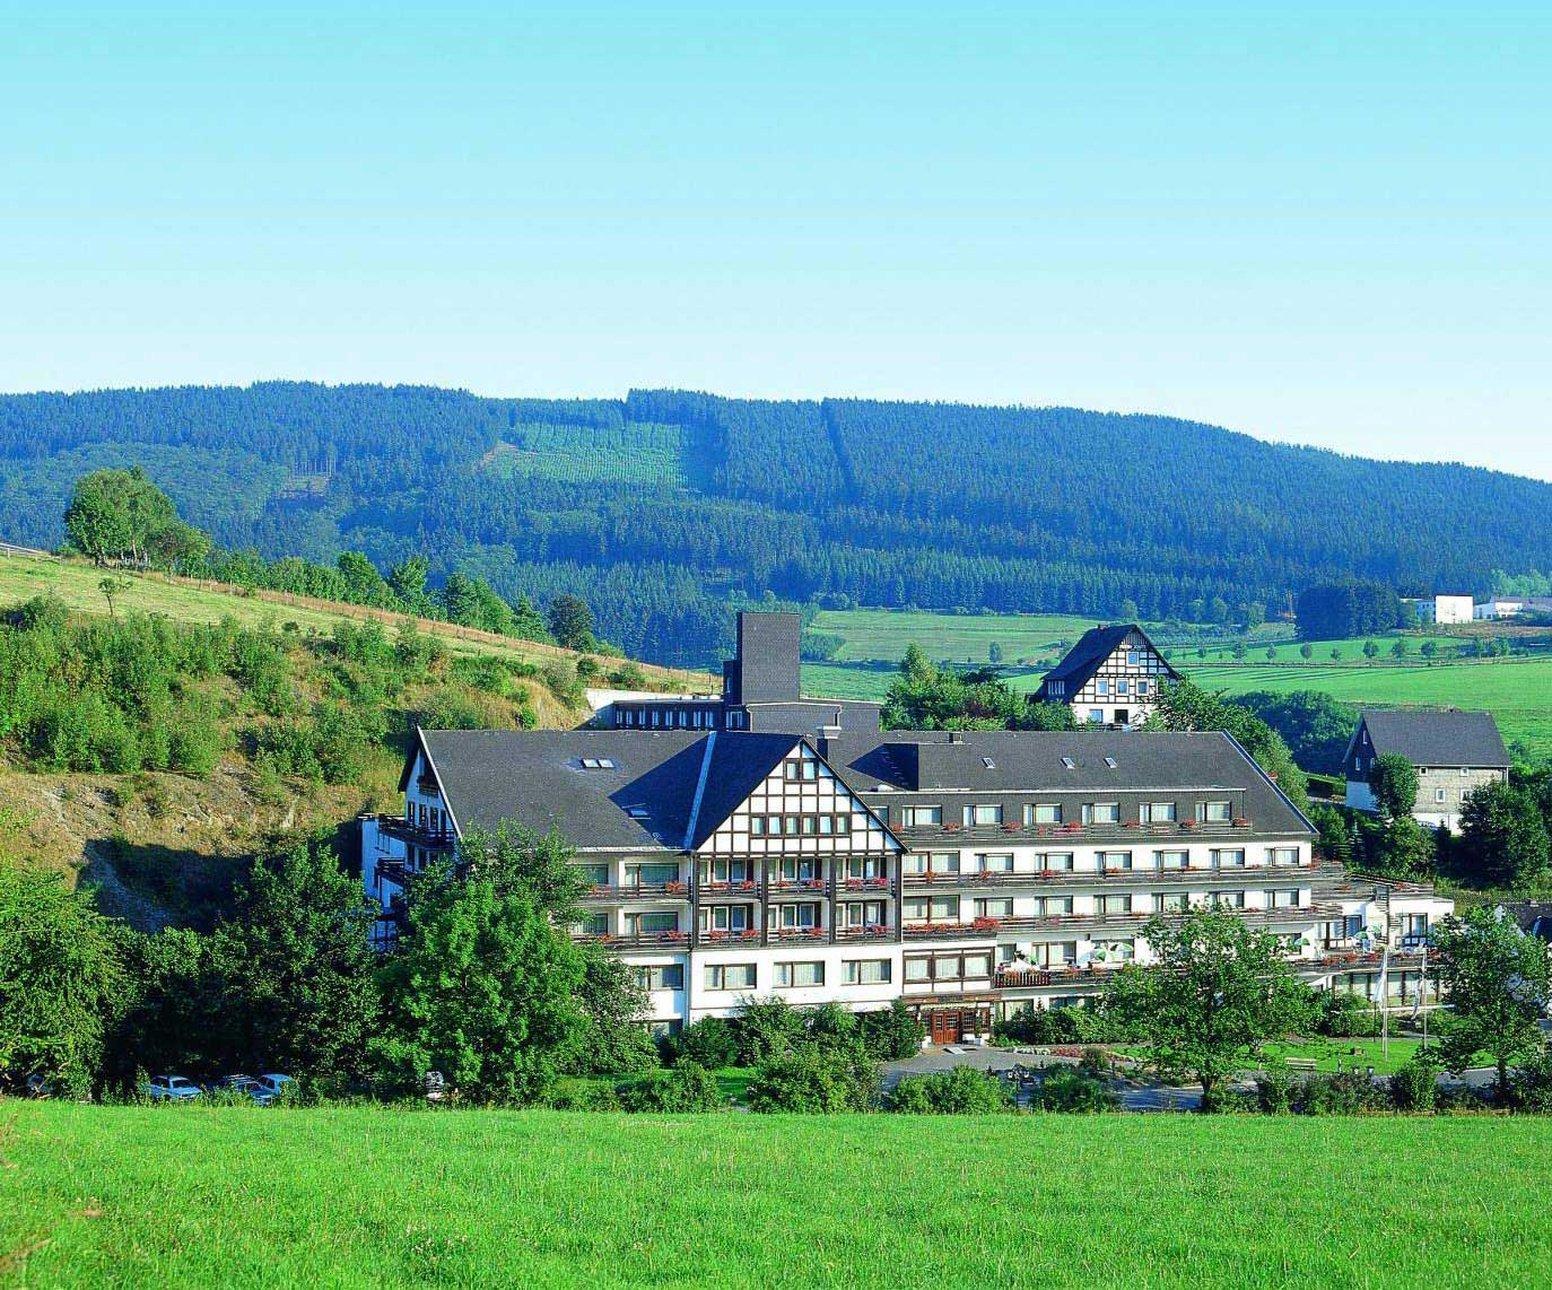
896 818 1259 845
902 862 1317 890
582 881 688 901
371 815 456 849
768 925 830 944
577 929 691 951
903 904 1342 942
834 924 894 943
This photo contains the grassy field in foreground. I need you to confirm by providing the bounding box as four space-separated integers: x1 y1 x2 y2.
5 1106 1552 1287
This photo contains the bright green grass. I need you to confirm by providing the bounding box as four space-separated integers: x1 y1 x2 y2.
1186 633 1477 664
1192 658 1552 757
480 421 690 488
6 1105 1552 1287
1117 1038 1429 1077
811 608 1108 665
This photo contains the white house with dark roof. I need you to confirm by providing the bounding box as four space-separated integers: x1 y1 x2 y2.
1033 624 1179 727
365 723 1453 1042
1343 708 1510 830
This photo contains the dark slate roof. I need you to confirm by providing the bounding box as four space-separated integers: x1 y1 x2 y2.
743 699 882 735
1357 709 1509 769
416 728 799 852
823 728 1313 835
1034 624 1177 699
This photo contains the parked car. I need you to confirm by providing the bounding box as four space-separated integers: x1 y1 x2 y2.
250 1074 295 1105
25 1073 58 1099
143 1075 203 1101
211 1075 261 1096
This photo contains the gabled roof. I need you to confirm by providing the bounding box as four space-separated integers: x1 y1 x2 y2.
408 728 807 852
1035 624 1177 699
1352 709 1509 769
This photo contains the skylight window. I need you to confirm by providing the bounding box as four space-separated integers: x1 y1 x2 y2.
982 757 996 769
626 805 650 820
1061 757 1076 770
1104 756 1118 770
581 757 616 770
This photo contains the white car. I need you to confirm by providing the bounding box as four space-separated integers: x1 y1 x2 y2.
144 1075 203 1101
250 1074 295 1104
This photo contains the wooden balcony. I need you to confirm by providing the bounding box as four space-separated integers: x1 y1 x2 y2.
581 881 688 901
371 815 455 850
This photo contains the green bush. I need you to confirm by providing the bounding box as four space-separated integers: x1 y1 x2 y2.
1294 1070 1388 1115
746 1046 880 1113
1253 1069 1295 1113
855 1000 926 1060
615 1060 727 1113
888 1066 1013 1114
675 1016 740 1069
1509 1046 1552 1113
731 997 807 1065
1033 1067 1119 1113
1319 992 1382 1038
545 1077 623 1111
1389 1049 1443 1113
995 1003 1122 1046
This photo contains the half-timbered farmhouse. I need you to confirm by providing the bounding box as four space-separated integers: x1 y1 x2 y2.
1034 624 1179 727
365 724 1452 1043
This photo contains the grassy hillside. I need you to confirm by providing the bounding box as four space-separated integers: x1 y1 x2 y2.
0 551 709 693
5 1105 1551 1287
0 551 712 923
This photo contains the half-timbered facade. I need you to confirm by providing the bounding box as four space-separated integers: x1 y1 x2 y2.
1034 624 1179 727
364 725 1453 1041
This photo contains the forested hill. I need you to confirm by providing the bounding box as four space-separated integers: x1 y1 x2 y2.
3 383 1550 667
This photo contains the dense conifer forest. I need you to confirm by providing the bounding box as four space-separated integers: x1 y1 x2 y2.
4 383 1550 666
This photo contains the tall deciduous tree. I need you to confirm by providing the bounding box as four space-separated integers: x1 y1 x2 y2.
0 862 126 1095
1431 905 1551 1096
64 466 204 568
546 594 597 651
371 859 588 1105
1458 781 1552 888
1105 908 1317 1108
206 839 382 1086
1368 752 1419 821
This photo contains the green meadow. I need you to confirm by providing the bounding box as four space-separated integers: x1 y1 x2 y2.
5 1104 1552 1287
1192 658 1552 757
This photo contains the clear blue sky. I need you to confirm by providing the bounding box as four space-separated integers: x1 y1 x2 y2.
3 2 1550 478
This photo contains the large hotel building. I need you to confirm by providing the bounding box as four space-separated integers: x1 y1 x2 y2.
363 614 1451 1042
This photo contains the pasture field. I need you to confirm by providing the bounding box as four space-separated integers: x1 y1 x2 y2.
5 1105 1552 1287
810 607 1106 666
1193 658 1552 757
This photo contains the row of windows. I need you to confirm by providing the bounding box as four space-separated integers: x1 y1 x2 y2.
893 800 1238 828
902 847 1300 874
751 814 854 837
619 707 720 729
1093 677 1151 698
702 960 893 991
902 890 1305 921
